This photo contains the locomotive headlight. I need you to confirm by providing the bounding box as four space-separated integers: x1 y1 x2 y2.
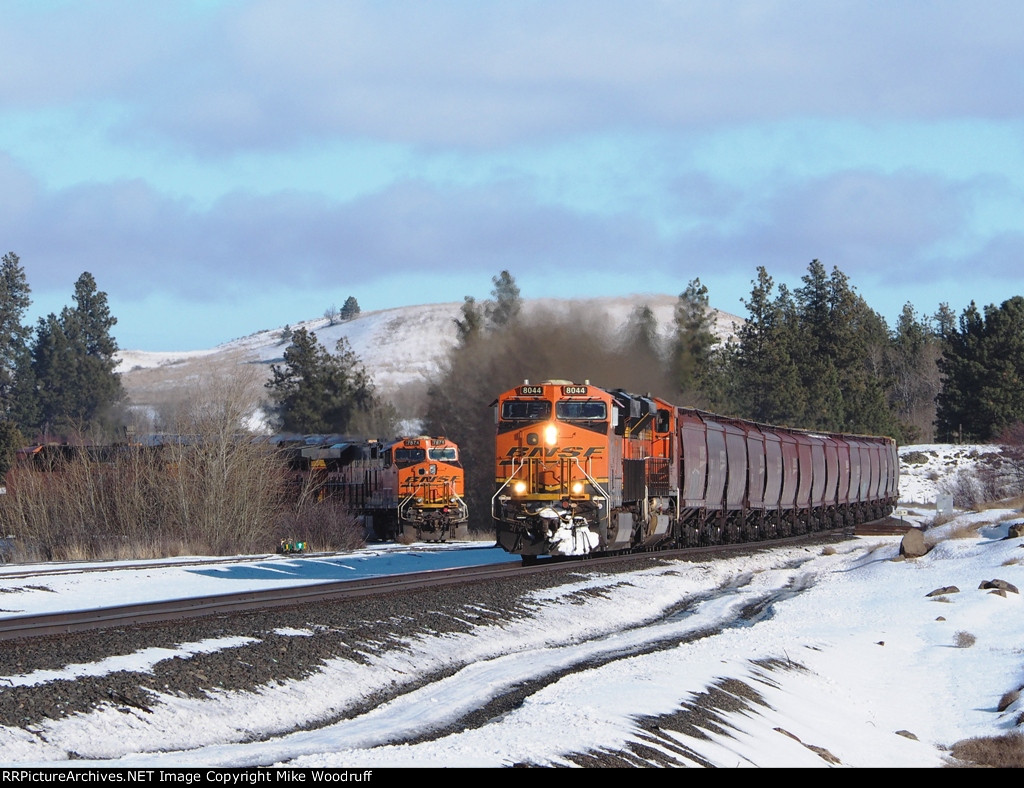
544 424 558 446
571 481 584 495
513 481 527 495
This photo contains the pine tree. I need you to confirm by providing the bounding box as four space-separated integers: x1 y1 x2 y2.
728 267 806 425
29 273 123 437
455 270 522 345
485 270 521 329
265 329 382 434
66 272 124 428
623 304 661 359
670 278 719 403
0 252 33 423
933 302 957 341
340 296 361 321
454 296 485 345
30 313 73 437
937 296 1024 441
792 260 843 429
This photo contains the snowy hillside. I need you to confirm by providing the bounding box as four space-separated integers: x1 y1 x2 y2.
899 444 1006 505
117 294 743 419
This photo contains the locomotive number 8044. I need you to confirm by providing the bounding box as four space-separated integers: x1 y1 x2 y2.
492 380 898 561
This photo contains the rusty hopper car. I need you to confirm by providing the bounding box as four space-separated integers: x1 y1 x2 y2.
290 435 469 542
492 380 898 561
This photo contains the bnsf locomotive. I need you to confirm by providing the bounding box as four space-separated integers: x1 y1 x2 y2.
492 380 898 561
288 435 469 542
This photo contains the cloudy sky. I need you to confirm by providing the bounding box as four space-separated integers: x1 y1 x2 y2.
3 1 1023 351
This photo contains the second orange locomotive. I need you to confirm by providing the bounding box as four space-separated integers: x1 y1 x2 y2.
290 435 469 542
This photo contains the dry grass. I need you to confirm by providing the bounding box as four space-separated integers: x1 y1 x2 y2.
953 631 976 648
862 541 892 558
0 369 367 560
948 732 1024 768
997 688 1021 713
947 521 988 539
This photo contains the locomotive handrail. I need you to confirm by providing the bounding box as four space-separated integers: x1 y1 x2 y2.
449 494 470 524
397 487 470 524
491 456 526 518
571 456 610 503
397 493 416 523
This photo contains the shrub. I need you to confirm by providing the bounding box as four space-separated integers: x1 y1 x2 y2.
954 631 976 648
997 688 1021 713
948 732 1024 768
273 498 365 553
0 369 368 560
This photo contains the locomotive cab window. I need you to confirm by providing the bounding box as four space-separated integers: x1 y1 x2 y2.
394 448 426 465
501 400 552 421
428 447 457 461
556 400 607 421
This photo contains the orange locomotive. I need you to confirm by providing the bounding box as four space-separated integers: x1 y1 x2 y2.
293 435 469 542
492 380 676 560
492 380 899 561
382 435 469 542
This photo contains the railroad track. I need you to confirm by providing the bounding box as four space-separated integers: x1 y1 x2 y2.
0 525 874 643
0 560 540 642
854 515 917 536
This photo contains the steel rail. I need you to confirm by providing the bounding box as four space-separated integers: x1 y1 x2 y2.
0 523 879 643
0 561 539 642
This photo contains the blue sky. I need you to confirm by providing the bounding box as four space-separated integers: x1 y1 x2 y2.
2 1 1023 351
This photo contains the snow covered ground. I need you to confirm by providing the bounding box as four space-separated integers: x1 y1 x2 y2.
0 445 1021 767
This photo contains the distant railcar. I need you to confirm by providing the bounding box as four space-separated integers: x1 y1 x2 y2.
492 380 897 561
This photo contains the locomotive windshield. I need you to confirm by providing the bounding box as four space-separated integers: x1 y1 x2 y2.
556 400 607 421
394 448 426 465
501 400 552 421
428 447 457 461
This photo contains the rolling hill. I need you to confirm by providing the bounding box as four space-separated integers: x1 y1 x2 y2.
117 294 743 431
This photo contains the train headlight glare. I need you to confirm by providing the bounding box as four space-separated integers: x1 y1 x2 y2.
513 481 527 494
544 424 558 445
572 481 584 494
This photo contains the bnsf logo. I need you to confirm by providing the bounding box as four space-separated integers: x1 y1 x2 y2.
401 475 458 485
504 447 604 459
